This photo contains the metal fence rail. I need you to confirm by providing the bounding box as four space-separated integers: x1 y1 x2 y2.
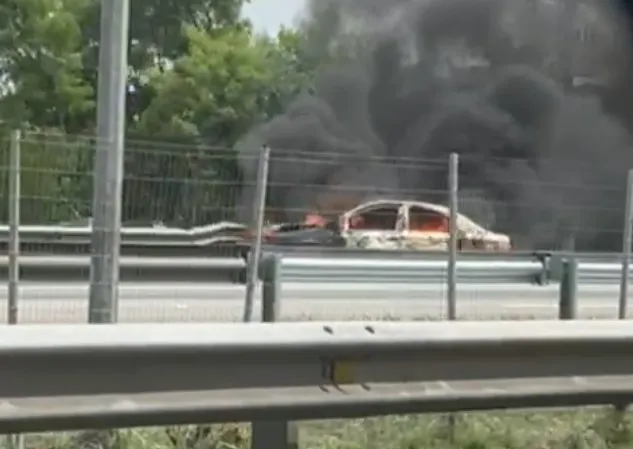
1 320 632 434
276 256 547 284
0 255 244 282
2 250 633 285
0 224 246 244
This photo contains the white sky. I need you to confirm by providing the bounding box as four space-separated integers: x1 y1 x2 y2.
242 0 307 34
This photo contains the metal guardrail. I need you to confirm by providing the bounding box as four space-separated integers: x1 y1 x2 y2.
259 245 629 261
0 224 247 258
0 321 632 434
577 262 633 284
0 223 246 245
0 255 245 282
260 251 633 286
1 223 632 262
274 256 547 284
0 251 629 285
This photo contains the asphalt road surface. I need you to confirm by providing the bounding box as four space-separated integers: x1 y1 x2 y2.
0 282 628 323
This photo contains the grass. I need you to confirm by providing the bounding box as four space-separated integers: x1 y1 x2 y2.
13 408 633 449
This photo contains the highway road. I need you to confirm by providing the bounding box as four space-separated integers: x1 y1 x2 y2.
0 282 628 323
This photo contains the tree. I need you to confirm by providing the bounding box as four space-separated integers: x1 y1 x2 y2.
124 26 319 225
81 0 248 69
257 27 318 118
138 26 274 141
0 0 94 225
79 0 250 128
121 26 272 224
0 0 321 225
0 129 93 223
0 0 94 130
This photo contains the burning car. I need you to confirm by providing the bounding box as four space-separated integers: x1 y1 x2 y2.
237 198 512 256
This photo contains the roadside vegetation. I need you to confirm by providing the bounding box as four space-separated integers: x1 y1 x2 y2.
17 409 633 449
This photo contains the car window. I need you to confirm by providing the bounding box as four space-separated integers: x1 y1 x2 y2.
348 205 400 230
409 206 449 233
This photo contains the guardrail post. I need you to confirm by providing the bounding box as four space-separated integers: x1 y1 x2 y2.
252 254 297 449
261 255 281 322
558 258 578 320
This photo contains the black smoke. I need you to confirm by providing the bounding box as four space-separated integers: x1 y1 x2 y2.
237 0 633 250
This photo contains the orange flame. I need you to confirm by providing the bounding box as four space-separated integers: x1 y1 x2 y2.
304 213 328 227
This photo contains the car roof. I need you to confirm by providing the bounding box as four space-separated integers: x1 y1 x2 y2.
344 199 487 233
345 198 450 215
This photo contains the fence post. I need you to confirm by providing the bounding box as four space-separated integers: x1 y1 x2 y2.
8 130 20 326
615 170 633 417
251 255 297 449
445 153 459 442
6 130 24 449
618 169 633 319
447 153 459 320
559 258 578 320
243 145 271 322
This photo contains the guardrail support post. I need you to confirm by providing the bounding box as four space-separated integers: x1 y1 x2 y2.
559 258 578 320
252 255 297 449
261 255 281 322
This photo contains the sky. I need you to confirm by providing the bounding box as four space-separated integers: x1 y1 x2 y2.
242 0 306 34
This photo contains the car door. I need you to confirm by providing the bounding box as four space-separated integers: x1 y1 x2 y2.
403 205 450 251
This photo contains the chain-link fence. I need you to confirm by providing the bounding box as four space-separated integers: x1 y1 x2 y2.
1 131 628 247
0 128 631 323
0 131 250 227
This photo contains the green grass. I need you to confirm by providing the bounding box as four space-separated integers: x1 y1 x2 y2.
14 408 633 449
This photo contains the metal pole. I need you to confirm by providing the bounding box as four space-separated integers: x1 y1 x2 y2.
261 255 281 322
243 146 271 322
89 0 129 324
445 152 459 443
559 259 578 320
447 153 459 320
253 254 297 449
8 130 20 325
7 130 24 449
618 169 633 320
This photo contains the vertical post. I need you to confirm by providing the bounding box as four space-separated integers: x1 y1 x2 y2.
8 130 20 325
559 259 578 320
252 255 297 449
445 153 459 442
618 169 633 320
447 153 459 320
261 255 281 322
243 146 271 322
7 130 24 449
89 0 129 324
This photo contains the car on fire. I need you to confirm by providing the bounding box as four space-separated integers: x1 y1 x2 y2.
236 198 512 256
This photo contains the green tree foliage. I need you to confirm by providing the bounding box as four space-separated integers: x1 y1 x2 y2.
0 0 318 225
127 26 314 225
137 26 272 141
0 0 94 130
0 129 93 223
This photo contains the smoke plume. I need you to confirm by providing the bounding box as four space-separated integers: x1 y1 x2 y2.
238 0 633 250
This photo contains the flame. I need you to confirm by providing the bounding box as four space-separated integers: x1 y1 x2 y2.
304 213 328 227
410 215 449 232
